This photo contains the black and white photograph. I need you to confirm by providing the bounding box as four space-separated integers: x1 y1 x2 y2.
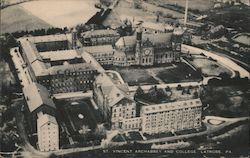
0 0 249 157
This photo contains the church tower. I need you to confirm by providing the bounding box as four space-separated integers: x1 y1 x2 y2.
72 28 77 49
135 24 142 65
172 28 184 62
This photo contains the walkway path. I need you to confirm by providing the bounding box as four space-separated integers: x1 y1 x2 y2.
181 44 250 78
136 116 249 144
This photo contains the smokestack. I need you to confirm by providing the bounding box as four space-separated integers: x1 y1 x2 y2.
184 0 189 26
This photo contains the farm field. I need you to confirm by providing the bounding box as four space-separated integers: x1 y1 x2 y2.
0 5 51 34
1 0 99 34
103 0 157 27
19 0 99 28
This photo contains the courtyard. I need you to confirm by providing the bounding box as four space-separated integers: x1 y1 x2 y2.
56 99 102 134
107 63 202 86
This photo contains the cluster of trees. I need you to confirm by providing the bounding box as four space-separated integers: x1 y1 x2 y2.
0 34 18 62
11 27 69 39
134 86 169 104
208 73 249 87
99 0 112 7
0 106 19 152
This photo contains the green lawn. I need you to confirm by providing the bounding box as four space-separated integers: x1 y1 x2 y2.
110 67 159 86
189 57 233 77
107 63 202 86
156 63 202 83
1 5 51 34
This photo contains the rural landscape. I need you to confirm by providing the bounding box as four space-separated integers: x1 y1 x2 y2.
0 0 249 157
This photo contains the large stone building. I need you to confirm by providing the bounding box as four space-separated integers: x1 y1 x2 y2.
81 29 120 46
37 112 59 152
93 73 137 129
113 26 183 66
81 45 114 65
18 34 98 94
140 99 202 134
23 82 56 133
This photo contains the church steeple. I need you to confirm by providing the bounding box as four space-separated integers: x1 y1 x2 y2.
135 24 143 65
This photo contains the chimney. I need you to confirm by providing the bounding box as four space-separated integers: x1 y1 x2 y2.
184 0 189 26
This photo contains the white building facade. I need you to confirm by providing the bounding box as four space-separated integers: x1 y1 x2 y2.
140 99 202 134
37 113 59 152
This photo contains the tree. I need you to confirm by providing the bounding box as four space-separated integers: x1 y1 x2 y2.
133 0 142 9
177 84 182 90
94 124 107 139
134 86 145 100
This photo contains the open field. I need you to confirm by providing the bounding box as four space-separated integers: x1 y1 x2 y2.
189 57 233 77
232 33 250 46
1 0 99 34
155 63 202 83
107 63 202 86
0 5 51 34
103 0 157 27
114 67 159 86
19 0 99 28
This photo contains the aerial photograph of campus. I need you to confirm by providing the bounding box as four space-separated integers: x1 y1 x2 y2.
0 0 249 157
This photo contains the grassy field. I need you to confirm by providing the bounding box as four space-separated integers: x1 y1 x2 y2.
108 63 202 86
103 0 157 27
0 5 51 34
189 57 233 77
19 0 99 28
114 67 159 86
156 63 202 83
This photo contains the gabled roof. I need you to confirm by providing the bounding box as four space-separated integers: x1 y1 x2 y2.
82 29 119 38
37 113 58 128
95 73 133 107
40 50 81 61
23 83 56 113
82 45 114 54
115 33 173 48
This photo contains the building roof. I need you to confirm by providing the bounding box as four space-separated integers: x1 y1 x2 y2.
142 22 174 32
115 33 173 48
20 39 42 63
141 99 202 114
95 73 132 107
48 63 96 75
114 50 126 57
37 113 58 128
40 50 82 61
82 29 119 38
82 45 114 54
19 34 70 43
23 83 56 113
31 60 48 76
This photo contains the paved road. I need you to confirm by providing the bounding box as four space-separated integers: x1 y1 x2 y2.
128 76 217 92
136 116 249 144
181 44 250 78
